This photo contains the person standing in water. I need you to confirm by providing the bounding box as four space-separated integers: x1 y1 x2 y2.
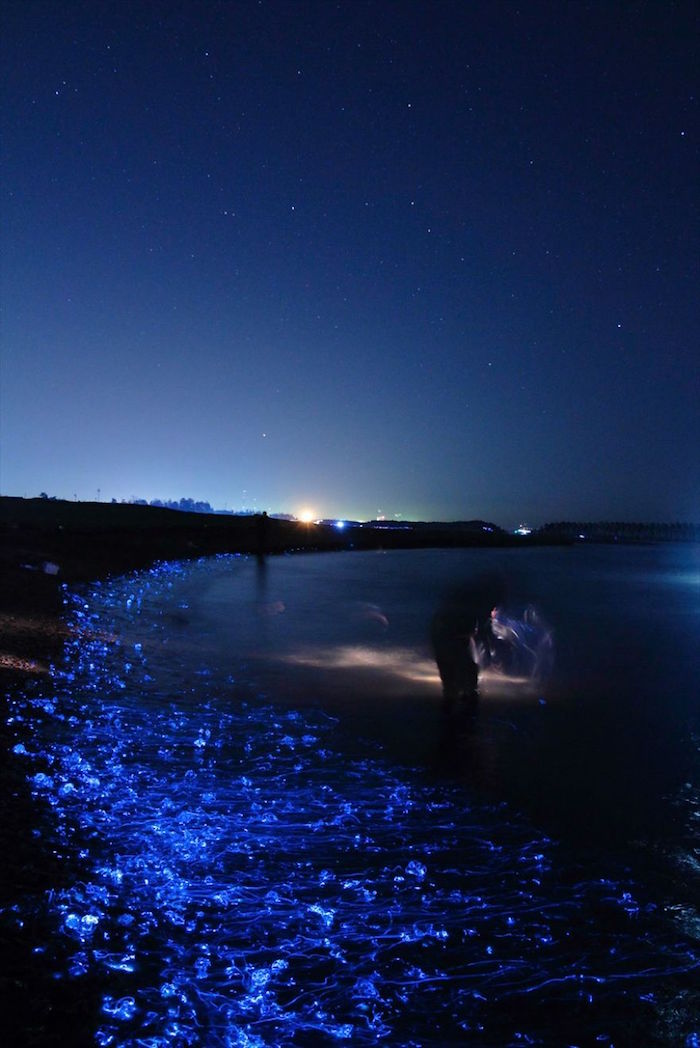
430 573 505 709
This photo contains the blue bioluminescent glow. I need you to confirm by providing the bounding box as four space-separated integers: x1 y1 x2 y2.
5 557 699 1046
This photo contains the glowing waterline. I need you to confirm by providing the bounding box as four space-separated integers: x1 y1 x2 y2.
5 557 698 1046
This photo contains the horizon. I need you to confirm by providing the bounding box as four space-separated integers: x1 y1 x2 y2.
2 491 698 533
2 3 697 524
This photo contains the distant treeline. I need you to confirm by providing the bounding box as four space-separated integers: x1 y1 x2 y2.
114 498 298 518
123 497 215 514
541 521 699 542
37 493 224 515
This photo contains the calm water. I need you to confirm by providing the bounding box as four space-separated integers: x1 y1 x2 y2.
8 545 700 1045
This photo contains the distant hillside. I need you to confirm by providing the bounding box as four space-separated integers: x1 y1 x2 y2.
0 497 567 585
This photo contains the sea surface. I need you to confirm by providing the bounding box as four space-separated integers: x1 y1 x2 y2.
7 544 700 1045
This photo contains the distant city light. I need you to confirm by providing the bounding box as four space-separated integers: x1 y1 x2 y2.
334 520 346 530
515 524 532 536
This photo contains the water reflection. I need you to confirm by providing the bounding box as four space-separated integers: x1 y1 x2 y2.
280 644 543 699
282 644 441 689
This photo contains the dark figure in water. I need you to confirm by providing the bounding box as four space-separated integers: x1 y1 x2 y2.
255 511 269 557
430 573 506 708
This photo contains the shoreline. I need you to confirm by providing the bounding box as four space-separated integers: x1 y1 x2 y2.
0 497 554 1043
2 495 695 690
1 499 697 1043
0 495 568 689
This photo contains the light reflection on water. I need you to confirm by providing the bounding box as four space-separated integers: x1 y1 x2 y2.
6 550 700 1045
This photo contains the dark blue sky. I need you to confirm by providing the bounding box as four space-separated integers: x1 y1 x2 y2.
2 1 697 525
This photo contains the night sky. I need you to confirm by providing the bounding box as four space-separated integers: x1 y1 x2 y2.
2 1 697 526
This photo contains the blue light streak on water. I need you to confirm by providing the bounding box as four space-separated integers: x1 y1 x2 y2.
6 558 700 1045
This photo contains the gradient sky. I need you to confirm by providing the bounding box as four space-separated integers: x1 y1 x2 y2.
1 1 697 526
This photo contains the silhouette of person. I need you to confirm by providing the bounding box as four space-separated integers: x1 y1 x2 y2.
255 511 269 557
430 573 506 709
